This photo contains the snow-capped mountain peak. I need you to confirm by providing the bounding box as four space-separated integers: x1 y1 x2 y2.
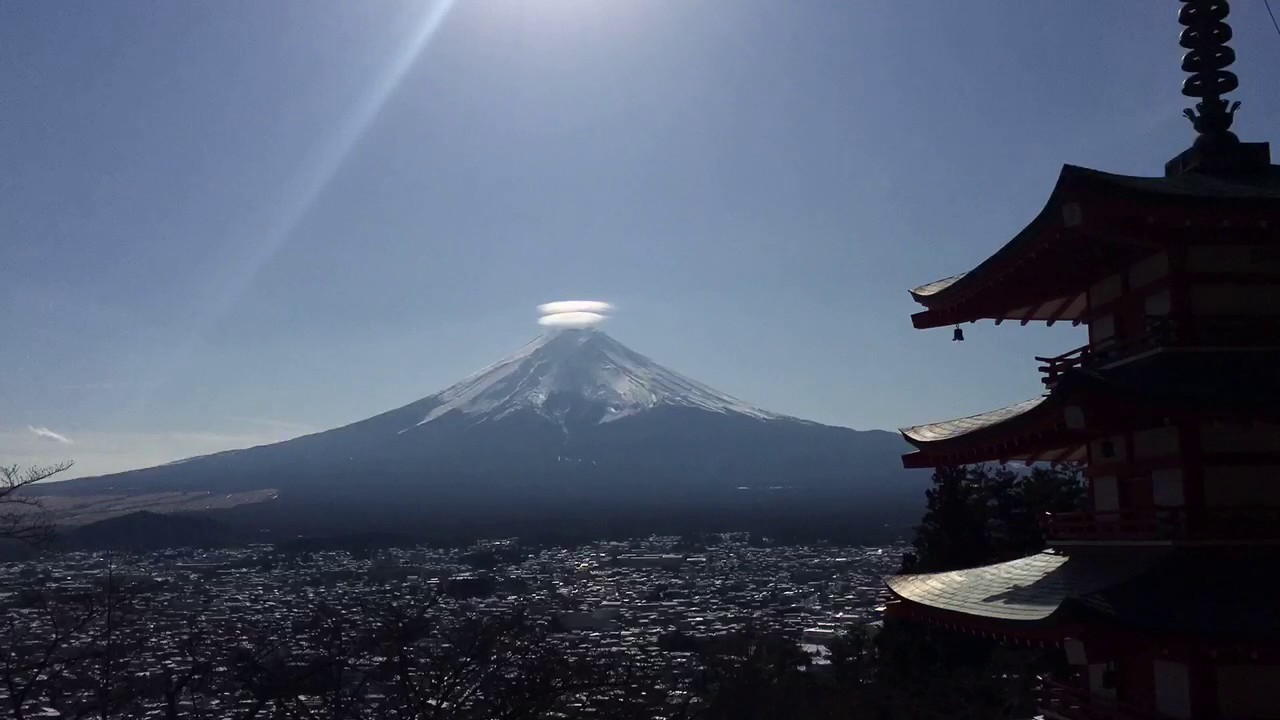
409 329 780 429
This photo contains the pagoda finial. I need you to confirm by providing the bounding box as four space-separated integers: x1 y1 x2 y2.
1178 0 1241 145
1166 0 1269 176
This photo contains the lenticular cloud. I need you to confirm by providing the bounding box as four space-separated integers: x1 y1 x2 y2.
537 301 614 316
537 300 613 328
538 311 607 328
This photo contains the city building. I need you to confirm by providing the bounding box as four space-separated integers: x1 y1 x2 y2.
884 3 1280 718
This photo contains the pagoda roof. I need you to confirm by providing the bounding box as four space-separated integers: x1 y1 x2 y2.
909 273 966 299
909 163 1280 329
899 392 1086 468
885 550 1160 625
900 350 1280 468
1085 165 1280 201
887 550 1280 641
901 396 1048 444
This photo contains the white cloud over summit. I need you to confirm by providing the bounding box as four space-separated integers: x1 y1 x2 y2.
537 301 613 316
537 300 613 328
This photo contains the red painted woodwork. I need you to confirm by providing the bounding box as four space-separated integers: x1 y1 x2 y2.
1039 677 1160 720
1044 507 1280 543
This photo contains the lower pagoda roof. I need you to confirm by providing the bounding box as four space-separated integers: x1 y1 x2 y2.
901 396 1048 444
900 349 1280 468
899 393 1086 469
887 550 1280 643
885 550 1161 628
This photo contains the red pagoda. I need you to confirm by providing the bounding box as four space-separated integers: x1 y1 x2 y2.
885 3 1280 718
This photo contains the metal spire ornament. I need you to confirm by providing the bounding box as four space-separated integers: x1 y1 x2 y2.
1179 0 1242 145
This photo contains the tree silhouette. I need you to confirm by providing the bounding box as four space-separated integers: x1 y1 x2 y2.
0 462 72 546
904 463 1085 573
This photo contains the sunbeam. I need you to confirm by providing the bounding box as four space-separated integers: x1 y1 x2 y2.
211 0 460 320
131 0 460 417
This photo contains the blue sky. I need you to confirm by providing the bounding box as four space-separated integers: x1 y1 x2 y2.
3 1 1279 478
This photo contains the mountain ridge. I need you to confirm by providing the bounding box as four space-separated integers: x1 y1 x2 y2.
34 329 924 534
385 328 788 432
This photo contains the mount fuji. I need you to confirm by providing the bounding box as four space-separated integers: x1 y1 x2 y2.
405 329 783 428
39 329 922 537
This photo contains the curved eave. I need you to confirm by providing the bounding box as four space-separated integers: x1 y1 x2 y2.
901 396 1050 444
898 394 1087 469
908 163 1280 329
900 351 1280 470
907 273 966 303
884 599 1070 643
884 551 1161 630
909 168 1073 309
900 350 1280 470
911 291 1088 330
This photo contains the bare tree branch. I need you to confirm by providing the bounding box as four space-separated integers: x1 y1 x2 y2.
0 461 72 547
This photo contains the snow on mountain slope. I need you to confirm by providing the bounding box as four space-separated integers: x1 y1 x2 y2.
406 329 783 430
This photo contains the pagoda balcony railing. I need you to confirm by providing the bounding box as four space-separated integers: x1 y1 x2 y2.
1036 319 1178 388
1039 677 1161 720
1036 316 1280 388
1044 507 1280 544
1044 510 1179 543
1037 344 1093 387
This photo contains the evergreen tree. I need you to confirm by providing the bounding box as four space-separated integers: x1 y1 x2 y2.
905 465 989 572
1002 464 1086 557
905 463 1086 573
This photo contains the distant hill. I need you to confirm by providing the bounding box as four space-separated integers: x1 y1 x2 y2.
62 511 236 551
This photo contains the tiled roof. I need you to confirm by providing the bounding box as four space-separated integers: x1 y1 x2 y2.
900 396 1048 444
906 163 1280 315
902 349 1280 451
885 551 1160 622
1078 164 1280 200
909 273 966 300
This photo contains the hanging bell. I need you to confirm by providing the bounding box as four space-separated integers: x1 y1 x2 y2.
952 325 965 342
